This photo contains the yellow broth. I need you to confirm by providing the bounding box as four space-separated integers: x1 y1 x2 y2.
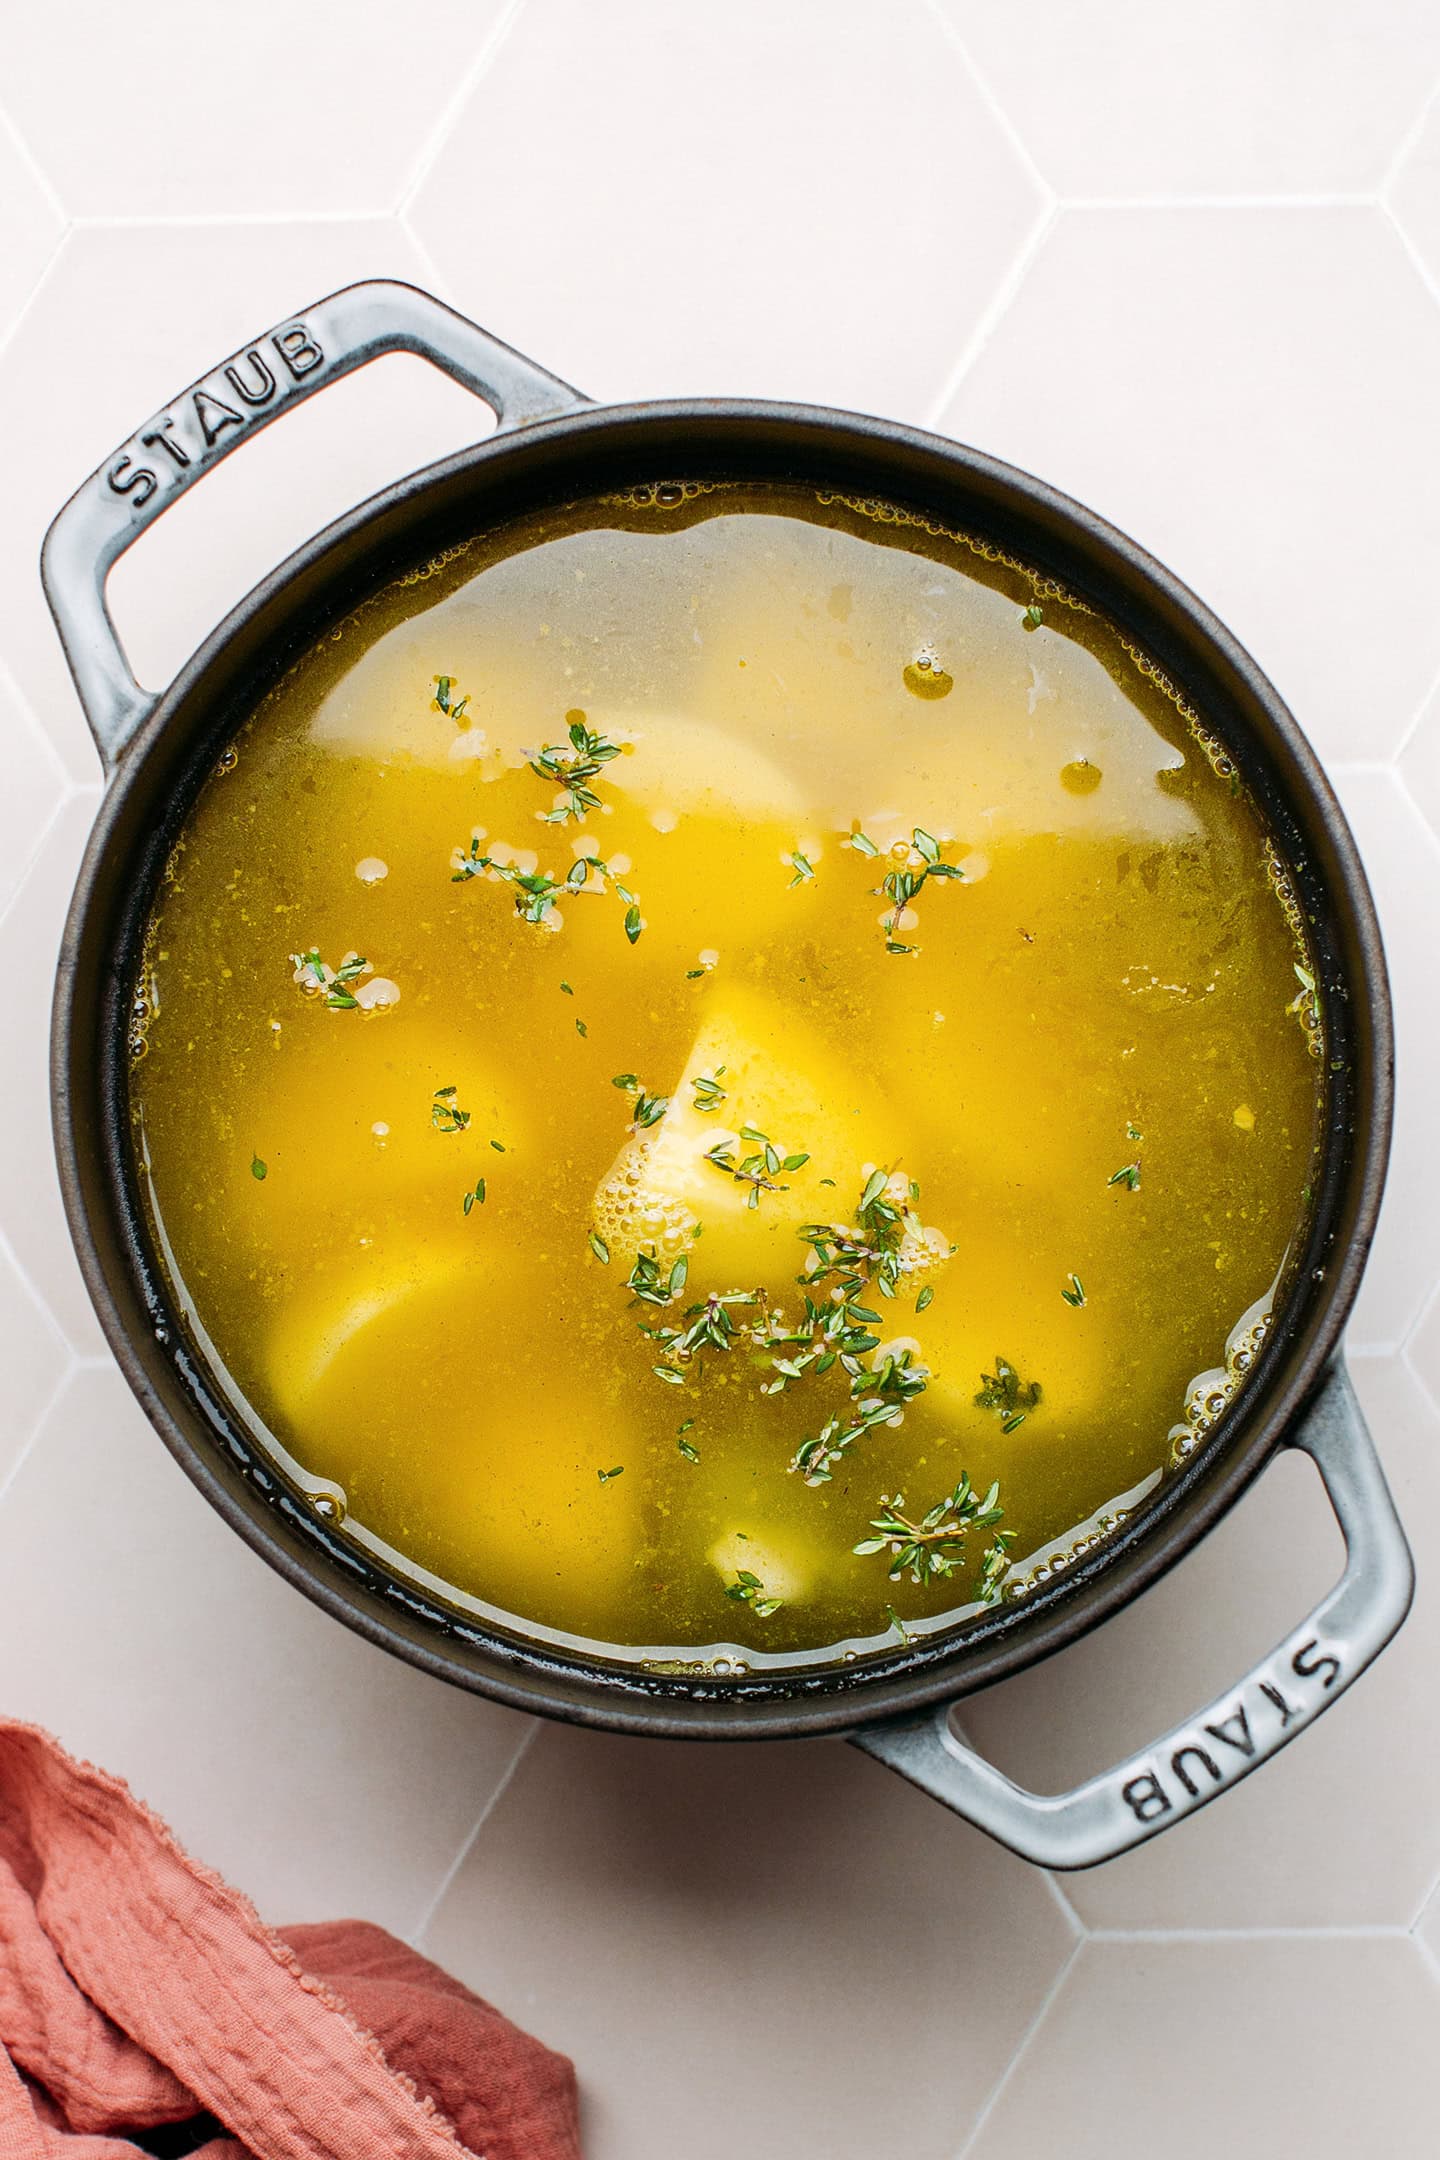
129 485 1322 1665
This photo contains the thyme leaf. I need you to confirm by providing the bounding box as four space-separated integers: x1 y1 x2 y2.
724 1568 782 1618
975 1357 1042 1426
431 1085 471 1134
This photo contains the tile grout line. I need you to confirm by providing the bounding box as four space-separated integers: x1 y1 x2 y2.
919 0 1058 432
1087 1923 1414 1944
1378 66 1440 199
0 228 70 374
0 784 93 945
1060 191 1376 211
1379 192 1440 316
1384 642 1440 769
407 1717 539 1950
0 98 68 227
69 208 389 232
951 1935 1085 2160
396 0 530 218
0 648 78 796
921 0 1056 200
922 197 1058 431
0 1358 75 1516
1038 1867 1087 1941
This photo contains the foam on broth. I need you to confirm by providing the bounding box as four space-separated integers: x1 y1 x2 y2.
129 484 1323 1666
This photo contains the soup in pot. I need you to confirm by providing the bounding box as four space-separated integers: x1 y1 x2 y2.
129 483 1323 1667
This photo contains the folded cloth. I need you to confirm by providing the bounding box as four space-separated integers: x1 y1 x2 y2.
0 1720 580 2160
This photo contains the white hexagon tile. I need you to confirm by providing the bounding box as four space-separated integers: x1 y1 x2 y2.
0 5 1435 2158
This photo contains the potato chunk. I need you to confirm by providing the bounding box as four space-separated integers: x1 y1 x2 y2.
591 983 945 1296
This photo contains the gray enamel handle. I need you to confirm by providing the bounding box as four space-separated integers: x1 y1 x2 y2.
851 1361 1413 1869
41 278 587 770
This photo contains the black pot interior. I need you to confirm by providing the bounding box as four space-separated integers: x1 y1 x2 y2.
54 403 1391 1739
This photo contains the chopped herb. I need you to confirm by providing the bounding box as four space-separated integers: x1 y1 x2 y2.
289 947 370 1010
527 713 624 824
691 1066 728 1113
976 1357 1042 1423
653 1363 686 1385
677 1433 701 1464
1126 1121 1143 1143
915 1283 935 1314
575 1018 588 1038
724 1569 782 1618
589 1230 610 1264
885 1604 911 1643
250 1155 267 1182
685 967 706 980
1061 1273 1086 1308
1288 963 1318 1016
849 830 880 857
854 1474 1012 1594
787 850 815 886
623 903 643 944
462 1178 487 1214
1108 1162 1142 1192
597 1465 624 1484
1022 602 1044 631
560 979 574 995
431 1085 470 1134
490 1138 506 1153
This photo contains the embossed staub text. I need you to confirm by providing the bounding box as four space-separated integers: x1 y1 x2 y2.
105 322 326 510
1118 1635 1343 1826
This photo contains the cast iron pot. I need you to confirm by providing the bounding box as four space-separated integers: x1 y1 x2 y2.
42 280 1414 1869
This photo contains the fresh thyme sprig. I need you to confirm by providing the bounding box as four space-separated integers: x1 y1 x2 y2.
626 1248 691 1308
431 674 470 720
526 713 624 824
724 1569 782 1618
462 1177 487 1214
1061 1273 1086 1308
432 1085 470 1134
704 1126 809 1210
854 1473 1012 1596
787 850 815 887
451 841 643 942
791 1394 906 1485
798 1166 907 1301
849 826 965 956
611 1074 669 1129
975 1357 1041 1433
644 1288 766 1383
289 948 370 1010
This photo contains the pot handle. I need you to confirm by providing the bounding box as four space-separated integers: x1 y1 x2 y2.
849 1361 1413 1869
41 278 587 770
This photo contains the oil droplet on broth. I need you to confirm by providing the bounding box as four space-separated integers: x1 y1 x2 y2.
902 651 954 699
1061 758 1103 795
128 481 1322 1668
